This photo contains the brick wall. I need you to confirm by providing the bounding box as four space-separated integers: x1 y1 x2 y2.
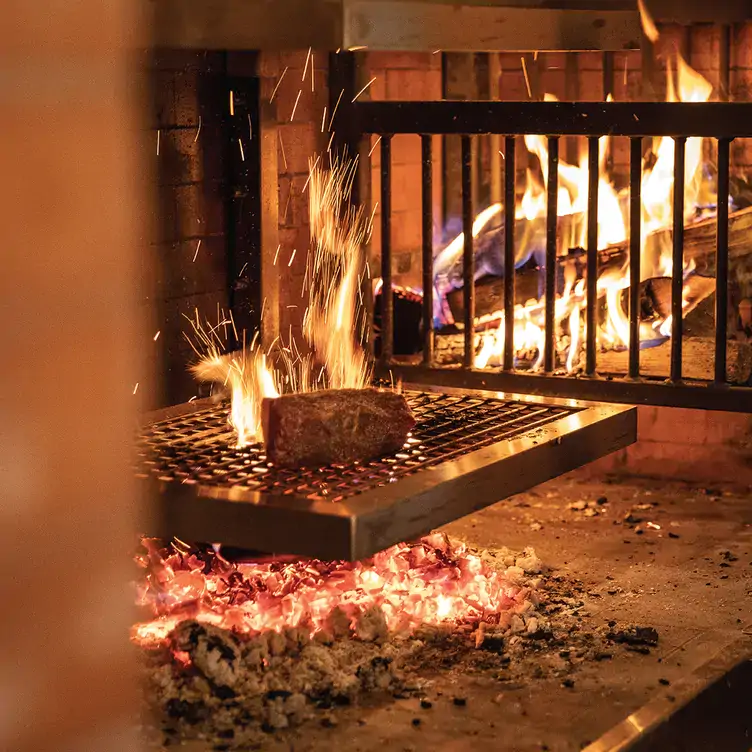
579 406 752 488
366 52 443 289
148 51 230 406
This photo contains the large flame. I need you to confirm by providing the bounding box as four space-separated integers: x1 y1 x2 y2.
189 158 372 447
132 534 542 647
453 52 715 372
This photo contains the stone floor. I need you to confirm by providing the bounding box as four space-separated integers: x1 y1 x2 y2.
168 476 752 751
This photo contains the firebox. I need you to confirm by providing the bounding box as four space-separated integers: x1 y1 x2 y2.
129 3 752 750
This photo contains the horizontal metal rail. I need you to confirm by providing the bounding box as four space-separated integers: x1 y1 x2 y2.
351 100 752 138
361 99 747 413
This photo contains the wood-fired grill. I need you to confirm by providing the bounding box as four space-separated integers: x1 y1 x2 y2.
138 390 634 559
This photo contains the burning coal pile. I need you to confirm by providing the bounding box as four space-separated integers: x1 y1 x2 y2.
134 534 550 747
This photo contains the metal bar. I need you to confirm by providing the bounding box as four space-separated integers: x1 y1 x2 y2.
380 135 393 363
715 138 731 384
670 137 686 382
585 136 599 375
349 101 752 138
544 137 559 373
719 25 731 102
382 364 752 413
503 135 516 371
628 137 642 378
461 135 475 369
603 51 615 173
421 134 434 366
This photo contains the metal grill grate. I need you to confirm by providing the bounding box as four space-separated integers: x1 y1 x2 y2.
136 392 579 502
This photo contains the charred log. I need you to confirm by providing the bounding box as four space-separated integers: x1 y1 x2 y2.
374 286 423 356
261 389 415 468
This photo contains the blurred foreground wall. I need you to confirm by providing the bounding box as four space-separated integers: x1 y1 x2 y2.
0 3 149 751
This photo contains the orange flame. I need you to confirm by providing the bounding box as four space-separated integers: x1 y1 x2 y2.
463 52 715 371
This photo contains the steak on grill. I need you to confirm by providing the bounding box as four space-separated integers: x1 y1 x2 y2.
261 389 415 468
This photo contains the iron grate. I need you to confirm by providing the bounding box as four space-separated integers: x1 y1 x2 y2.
136 392 581 502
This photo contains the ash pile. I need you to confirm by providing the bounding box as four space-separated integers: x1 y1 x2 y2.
135 536 657 749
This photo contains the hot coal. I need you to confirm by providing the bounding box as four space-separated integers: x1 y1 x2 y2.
261 388 415 468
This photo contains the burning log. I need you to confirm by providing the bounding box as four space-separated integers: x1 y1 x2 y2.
596 337 752 384
261 389 415 468
446 266 559 324
601 206 752 274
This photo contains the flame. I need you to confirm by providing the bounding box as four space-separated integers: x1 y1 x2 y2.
304 156 373 390
436 53 716 372
188 157 374 447
132 534 542 647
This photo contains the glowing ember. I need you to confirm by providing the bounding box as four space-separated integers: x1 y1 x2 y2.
132 533 541 647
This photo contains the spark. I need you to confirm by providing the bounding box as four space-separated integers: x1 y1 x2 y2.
368 136 382 157
498 149 505 160
624 55 628 87
432 49 441 55
288 248 297 267
352 77 376 103
302 157 321 193
327 131 335 152
311 52 315 92
347 45 367 51
279 131 287 170
193 115 202 143
328 88 344 131
133 382 139 395
521 56 532 99
647 521 661 530
188 396 197 402
273 244 281 265
153 331 161 341
248 114 253 140
229 90 235 116
534 50 539 61
260 297 267 320
291 90 302 121
283 191 291 223
321 106 327 133
270 67 288 103
238 138 245 161
238 262 248 277
192 239 202 262
302 47 312 81
156 130 160 155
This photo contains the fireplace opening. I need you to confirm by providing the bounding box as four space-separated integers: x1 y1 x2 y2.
135 12 751 752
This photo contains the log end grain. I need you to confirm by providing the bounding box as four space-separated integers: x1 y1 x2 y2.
262 389 416 469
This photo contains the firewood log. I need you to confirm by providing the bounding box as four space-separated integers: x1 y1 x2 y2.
261 389 415 469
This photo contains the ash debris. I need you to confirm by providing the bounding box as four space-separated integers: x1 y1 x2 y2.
139 542 659 750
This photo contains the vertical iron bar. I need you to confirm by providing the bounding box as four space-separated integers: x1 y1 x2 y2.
503 135 516 371
629 137 642 378
715 138 731 384
461 135 475 369
670 137 686 382
585 136 599 375
544 137 559 373
421 135 434 366
380 135 393 363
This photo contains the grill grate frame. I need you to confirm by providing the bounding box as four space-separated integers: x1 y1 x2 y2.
137 392 579 502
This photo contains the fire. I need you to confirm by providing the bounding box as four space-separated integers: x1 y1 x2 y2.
439 51 717 372
132 534 541 647
189 157 373 447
